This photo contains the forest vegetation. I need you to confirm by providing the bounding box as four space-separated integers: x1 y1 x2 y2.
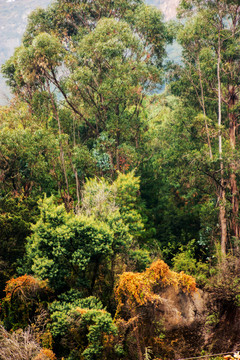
1 0 240 359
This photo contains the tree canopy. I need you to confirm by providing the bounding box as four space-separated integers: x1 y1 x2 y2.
1 0 240 359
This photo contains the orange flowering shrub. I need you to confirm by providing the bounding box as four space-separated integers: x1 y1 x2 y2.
115 271 151 310
146 260 177 286
115 260 197 314
2 275 51 331
75 307 89 315
4 275 49 303
115 260 197 360
176 271 197 293
33 348 56 360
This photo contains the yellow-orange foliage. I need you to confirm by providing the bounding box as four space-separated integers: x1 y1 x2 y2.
75 308 107 315
4 275 49 303
33 348 56 360
176 271 197 293
75 308 89 315
115 271 152 308
40 330 53 350
115 260 197 315
146 260 176 286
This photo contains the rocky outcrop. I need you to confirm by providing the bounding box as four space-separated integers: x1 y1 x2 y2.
154 286 208 359
116 258 240 359
159 286 206 330
115 260 207 359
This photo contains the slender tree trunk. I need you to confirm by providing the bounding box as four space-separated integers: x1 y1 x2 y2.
73 116 76 147
229 97 239 249
197 58 213 159
116 105 120 171
217 29 227 256
46 81 70 209
116 131 120 171
220 185 227 256
68 151 81 213
74 167 81 213
230 170 239 246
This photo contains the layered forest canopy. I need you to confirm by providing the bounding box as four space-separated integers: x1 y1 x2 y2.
0 0 178 105
1 0 240 359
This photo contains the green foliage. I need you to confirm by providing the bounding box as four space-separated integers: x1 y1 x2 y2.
3 0 240 358
49 294 117 359
140 94 205 261
172 0 240 255
0 104 60 197
24 196 114 292
81 171 146 244
134 4 171 66
2 0 170 180
115 171 145 239
206 312 219 327
23 171 150 302
72 145 96 180
128 249 151 272
172 245 198 275
49 294 103 338
70 308 117 360
172 241 211 286
0 196 39 297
